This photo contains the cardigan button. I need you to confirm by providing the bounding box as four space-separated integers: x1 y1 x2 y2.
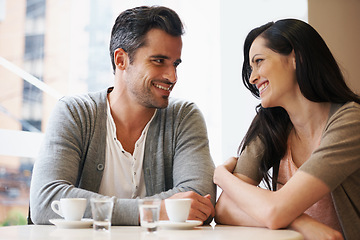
97 164 104 171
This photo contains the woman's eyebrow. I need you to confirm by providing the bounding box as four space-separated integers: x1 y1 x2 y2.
251 54 260 63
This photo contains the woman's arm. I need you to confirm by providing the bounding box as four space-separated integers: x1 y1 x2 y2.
290 214 343 240
215 191 263 226
214 159 344 239
214 162 330 229
214 160 330 229
215 157 262 226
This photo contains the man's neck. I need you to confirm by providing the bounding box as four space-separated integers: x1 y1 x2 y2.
107 90 156 154
108 88 155 128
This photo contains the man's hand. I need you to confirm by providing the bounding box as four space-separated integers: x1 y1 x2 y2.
160 191 214 223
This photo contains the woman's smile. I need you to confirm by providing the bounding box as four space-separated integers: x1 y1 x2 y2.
258 81 269 95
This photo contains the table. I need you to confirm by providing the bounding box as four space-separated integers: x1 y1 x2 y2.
0 224 303 240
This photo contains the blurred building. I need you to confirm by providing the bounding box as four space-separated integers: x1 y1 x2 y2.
0 0 112 225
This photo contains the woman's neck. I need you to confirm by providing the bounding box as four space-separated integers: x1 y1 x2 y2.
286 99 331 139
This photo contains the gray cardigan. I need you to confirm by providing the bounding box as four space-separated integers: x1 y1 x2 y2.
30 88 216 225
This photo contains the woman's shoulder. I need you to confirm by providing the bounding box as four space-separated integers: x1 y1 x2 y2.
328 101 360 120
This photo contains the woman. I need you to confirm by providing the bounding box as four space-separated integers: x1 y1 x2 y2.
214 19 360 240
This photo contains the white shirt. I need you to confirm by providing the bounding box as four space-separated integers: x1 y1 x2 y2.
98 100 156 199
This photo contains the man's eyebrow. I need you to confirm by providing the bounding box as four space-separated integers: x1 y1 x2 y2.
150 55 169 59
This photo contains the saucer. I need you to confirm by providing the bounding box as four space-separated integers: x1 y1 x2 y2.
158 220 202 230
49 218 93 229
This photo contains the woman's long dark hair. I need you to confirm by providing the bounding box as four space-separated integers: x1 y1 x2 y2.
239 19 360 190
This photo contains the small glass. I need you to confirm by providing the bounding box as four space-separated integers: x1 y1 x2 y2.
90 198 114 231
138 198 161 232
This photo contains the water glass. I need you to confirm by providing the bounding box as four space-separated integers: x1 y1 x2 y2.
90 198 114 231
138 198 161 232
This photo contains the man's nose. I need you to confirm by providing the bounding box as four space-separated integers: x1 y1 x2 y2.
164 66 177 83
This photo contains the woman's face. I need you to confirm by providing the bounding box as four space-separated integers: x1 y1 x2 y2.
248 36 298 108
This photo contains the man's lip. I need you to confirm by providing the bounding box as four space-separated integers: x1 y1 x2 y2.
153 82 174 92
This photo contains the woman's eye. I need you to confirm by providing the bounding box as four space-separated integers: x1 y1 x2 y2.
255 59 263 64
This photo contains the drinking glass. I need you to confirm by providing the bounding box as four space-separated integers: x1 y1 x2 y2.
90 198 114 231
138 198 161 232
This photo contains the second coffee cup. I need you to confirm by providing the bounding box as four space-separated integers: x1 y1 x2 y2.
165 198 191 222
51 198 87 221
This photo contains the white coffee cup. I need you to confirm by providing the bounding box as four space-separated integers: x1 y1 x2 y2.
165 198 191 222
51 198 87 221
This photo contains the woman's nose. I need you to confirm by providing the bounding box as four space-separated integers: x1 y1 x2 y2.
249 68 259 84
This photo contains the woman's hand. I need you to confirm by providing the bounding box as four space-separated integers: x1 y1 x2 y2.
213 157 238 188
222 156 238 172
291 214 344 240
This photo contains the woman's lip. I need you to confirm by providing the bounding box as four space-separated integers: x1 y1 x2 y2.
258 81 269 93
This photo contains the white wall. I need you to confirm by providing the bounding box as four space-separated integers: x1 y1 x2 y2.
219 0 308 165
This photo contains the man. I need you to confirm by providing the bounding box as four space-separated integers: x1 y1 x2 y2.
30 6 216 225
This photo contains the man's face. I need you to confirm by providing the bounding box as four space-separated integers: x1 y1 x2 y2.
123 28 182 109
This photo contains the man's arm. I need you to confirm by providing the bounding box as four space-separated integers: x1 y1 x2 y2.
30 95 141 226
143 100 216 223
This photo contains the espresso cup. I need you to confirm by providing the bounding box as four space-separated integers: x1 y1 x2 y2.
165 198 191 222
51 198 87 221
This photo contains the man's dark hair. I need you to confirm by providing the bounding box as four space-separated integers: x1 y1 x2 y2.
109 6 184 73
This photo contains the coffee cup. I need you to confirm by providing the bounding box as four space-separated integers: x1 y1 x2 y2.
51 198 87 221
165 198 191 222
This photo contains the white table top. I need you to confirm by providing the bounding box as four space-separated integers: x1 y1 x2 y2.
0 224 303 240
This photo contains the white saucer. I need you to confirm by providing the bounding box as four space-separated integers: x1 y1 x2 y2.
49 218 93 229
158 220 202 230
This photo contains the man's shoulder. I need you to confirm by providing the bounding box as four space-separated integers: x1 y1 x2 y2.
167 97 197 111
59 89 108 109
155 98 203 123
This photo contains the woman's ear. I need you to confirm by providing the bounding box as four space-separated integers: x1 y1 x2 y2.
114 48 128 70
291 50 296 70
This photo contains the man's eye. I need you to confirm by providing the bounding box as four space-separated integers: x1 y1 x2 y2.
152 59 164 64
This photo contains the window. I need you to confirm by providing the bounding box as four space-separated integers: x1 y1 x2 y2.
0 0 307 226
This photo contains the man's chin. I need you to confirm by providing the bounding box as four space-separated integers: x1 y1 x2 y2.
157 101 169 109
158 96 170 108
147 98 169 109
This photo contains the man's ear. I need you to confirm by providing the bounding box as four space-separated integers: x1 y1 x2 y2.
114 48 129 70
